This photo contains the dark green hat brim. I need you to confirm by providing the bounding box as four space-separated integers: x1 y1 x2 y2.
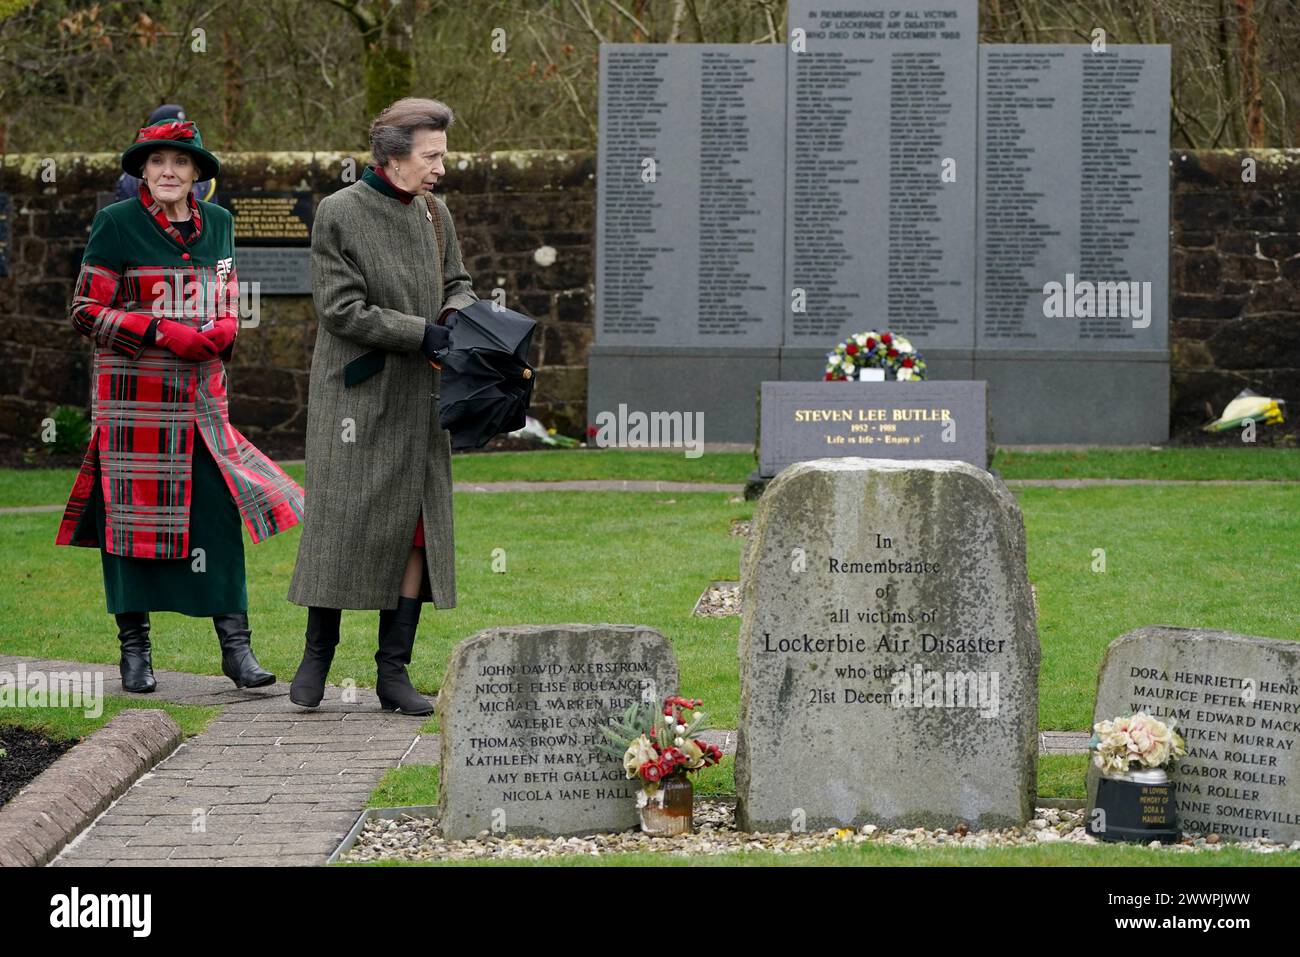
121 140 220 181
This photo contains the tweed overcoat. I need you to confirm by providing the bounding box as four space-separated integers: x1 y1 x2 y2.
56 185 304 558
287 169 478 610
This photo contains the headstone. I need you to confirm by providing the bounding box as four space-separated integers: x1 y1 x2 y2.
783 1 979 349
736 458 1040 832
758 381 990 477
597 44 786 347
1088 626 1300 843
438 623 679 840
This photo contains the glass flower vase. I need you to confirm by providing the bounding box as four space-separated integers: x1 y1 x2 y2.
639 773 693 836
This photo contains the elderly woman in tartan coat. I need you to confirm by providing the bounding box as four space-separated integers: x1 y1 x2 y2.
285 97 478 715
56 118 304 693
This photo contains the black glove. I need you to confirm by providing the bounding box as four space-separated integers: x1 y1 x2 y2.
420 322 451 360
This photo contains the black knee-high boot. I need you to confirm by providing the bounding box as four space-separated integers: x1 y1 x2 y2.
289 606 342 708
212 612 276 689
115 612 156 693
375 597 433 715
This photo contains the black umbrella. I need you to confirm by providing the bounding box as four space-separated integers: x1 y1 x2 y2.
435 299 537 451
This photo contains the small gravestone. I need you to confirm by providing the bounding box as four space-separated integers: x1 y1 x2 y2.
735 458 1040 833
1088 626 1300 843
438 624 679 840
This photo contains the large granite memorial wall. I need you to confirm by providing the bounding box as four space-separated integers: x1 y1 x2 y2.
590 1 1171 445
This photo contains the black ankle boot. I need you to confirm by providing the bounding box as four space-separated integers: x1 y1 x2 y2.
212 612 276 689
375 597 433 715
115 612 156 693
289 606 342 708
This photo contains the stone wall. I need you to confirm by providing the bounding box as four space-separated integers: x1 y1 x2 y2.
1170 151 1300 439
0 150 595 460
1 149 1297 459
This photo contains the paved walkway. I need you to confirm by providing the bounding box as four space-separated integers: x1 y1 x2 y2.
1 654 434 866
1 653 1094 866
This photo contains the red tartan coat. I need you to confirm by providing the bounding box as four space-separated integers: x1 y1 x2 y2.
56 184 304 559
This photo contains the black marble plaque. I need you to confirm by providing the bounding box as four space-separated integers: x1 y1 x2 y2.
222 191 313 246
759 380 989 476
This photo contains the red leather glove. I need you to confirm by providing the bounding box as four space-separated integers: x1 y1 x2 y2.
157 319 219 361
202 317 237 353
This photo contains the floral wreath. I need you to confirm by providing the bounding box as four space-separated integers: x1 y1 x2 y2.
824 330 926 381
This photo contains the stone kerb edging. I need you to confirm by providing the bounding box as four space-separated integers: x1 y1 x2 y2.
0 709 183 867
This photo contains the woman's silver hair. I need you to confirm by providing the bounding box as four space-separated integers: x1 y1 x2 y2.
369 97 455 166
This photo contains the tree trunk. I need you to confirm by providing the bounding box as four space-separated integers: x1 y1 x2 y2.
1235 0 1265 146
363 0 414 119
221 9 245 150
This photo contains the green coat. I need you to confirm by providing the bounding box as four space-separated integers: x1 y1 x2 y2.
287 169 478 610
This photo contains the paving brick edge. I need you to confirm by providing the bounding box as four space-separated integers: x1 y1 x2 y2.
0 709 183 867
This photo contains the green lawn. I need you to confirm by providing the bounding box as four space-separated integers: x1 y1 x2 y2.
3 450 1297 868
0 696 222 742
3 446 1297 509
2 483 1297 731
1 491 747 724
995 447 1300 482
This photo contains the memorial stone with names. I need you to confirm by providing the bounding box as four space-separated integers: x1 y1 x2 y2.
977 45 1170 351
783 1 978 349
438 624 679 840
597 44 786 347
1089 626 1300 843
735 458 1040 832
591 3 1172 444
221 190 314 295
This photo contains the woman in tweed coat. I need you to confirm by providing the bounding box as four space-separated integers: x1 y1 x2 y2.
287 98 478 714
58 118 305 693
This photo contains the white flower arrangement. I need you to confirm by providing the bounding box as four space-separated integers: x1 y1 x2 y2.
1089 711 1188 776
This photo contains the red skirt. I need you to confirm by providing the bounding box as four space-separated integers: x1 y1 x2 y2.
412 516 425 547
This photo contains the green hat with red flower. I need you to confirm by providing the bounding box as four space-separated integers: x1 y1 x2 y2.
120 118 220 181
